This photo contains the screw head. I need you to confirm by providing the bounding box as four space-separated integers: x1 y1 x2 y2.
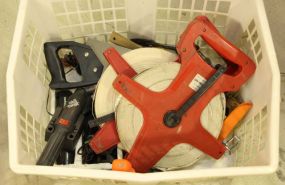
93 67 98 72
163 111 181 128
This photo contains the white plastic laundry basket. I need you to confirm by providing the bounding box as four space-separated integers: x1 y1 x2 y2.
6 0 280 184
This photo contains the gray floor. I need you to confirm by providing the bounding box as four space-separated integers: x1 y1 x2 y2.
263 0 285 73
0 0 284 184
0 0 18 184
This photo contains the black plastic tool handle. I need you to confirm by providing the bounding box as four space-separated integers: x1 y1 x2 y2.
36 128 67 165
37 88 88 166
44 41 103 90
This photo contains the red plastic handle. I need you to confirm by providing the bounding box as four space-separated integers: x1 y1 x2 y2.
89 120 120 154
103 47 137 77
177 16 255 86
101 16 256 172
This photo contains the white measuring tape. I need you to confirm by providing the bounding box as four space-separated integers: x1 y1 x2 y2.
94 48 225 170
94 48 178 117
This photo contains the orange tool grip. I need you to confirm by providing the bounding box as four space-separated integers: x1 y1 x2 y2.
218 102 253 141
112 159 135 172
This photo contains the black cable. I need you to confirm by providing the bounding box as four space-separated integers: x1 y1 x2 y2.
65 67 74 74
46 88 53 116
77 135 96 163
77 136 92 155
131 38 177 51
77 145 83 155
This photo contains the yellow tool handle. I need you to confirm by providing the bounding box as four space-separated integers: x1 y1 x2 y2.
109 31 141 49
218 102 253 141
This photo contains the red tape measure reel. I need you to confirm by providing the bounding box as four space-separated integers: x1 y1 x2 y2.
93 16 256 173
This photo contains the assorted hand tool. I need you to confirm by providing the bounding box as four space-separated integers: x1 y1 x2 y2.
37 16 256 172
